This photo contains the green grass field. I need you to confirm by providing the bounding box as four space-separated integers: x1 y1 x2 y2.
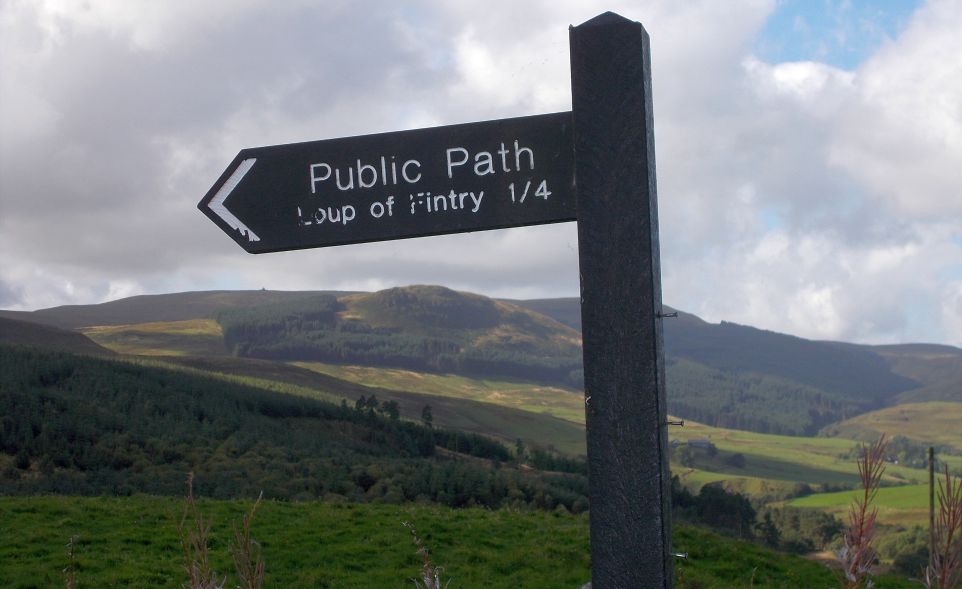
788 483 934 528
1 495 918 589
0 496 589 588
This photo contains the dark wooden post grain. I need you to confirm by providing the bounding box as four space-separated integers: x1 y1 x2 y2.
570 12 673 588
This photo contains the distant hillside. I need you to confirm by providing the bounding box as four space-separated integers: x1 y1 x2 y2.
508 297 583 330
0 290 357 329
7 286 962 439
512 297 942 434
0 317 114 356
667 322 918 401
0 345 586 510
216 285 584 387
80 319 227 357
820 402 962 453
514 297 922 396
873 344 962 403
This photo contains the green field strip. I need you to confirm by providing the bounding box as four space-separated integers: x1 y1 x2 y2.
788 484 934 527
82 319 227 357
293 362 586 423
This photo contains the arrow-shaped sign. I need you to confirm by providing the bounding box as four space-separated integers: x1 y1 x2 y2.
207 157 259 242
199 112 575 254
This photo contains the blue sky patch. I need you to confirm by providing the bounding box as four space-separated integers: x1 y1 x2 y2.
755 0 921 69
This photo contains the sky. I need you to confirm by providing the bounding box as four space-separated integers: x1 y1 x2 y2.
1 0 961 347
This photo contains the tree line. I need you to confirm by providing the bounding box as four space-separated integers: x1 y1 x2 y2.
0 344 580 510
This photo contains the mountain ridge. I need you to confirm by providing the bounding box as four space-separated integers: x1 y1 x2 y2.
4 286 960 437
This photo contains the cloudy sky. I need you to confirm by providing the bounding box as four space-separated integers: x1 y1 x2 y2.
1 0 960 347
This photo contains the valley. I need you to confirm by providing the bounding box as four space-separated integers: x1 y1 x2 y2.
2 285 961 585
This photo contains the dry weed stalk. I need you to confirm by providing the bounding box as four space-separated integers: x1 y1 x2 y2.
178 472 224 589
403 521 451 589
230 492 266 589
925 466 962 589
63 535 78 589
839 435 887 589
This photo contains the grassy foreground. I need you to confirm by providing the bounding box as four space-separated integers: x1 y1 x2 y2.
0 495 920 589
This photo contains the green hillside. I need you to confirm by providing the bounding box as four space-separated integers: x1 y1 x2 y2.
0 345 586 510
293 362 585 423
509 296 962 435
515 296 932 398
507 296 583 330
876 344 962 403
8 285 962 441
81 318 227 356
0 317 114 356
211 358 940 504
156 355 590 456
821 402 962 453
666 357 865 436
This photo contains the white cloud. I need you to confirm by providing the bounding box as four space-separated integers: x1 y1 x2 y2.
0 0 959 349
942 282 962 344
829 0 962 218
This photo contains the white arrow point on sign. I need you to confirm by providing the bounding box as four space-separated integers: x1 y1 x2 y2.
208 158 260 242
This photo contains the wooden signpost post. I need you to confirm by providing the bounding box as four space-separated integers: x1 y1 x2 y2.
200 12 673 588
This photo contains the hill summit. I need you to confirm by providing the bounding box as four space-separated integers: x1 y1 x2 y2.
216 285 584 386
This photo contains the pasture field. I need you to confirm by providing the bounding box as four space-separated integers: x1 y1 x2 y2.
669 421 936 490
788 484 930 528
1 495 916 589
1 495 589 588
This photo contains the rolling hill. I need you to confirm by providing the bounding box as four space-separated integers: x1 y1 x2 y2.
0 289 357 329
3 287 958 586
0 317 114 356
820 402 962 453
215 285 585 387
4 285 962 439
876 343 962 404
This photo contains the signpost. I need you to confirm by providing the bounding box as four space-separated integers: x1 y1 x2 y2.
570 14 673 587
200 11 672 588
199 113 575 253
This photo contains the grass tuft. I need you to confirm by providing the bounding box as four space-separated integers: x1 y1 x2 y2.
177 472 224 589
63 534 78 589
230 492 265 589
839 435 887 588
925 466 962 588
403 521 451 589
